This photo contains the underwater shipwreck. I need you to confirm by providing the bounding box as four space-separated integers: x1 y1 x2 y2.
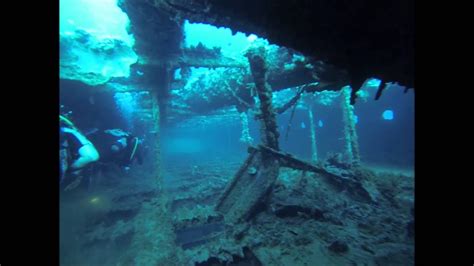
60 0 414 265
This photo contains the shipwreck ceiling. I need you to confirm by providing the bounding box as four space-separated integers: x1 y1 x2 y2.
128 0 414 91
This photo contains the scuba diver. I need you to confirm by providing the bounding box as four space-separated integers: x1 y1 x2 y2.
87 128 143 170
59 113 100 187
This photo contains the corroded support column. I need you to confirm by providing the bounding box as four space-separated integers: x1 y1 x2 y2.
341 86 361 166
245 46 280 150
308 106 318 163
122 90 183 266
215 45 280 224
150 90 162 189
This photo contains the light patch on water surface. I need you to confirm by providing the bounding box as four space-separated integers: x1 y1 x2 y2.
382 110 394 120
183 20 269 60
60 0 138 85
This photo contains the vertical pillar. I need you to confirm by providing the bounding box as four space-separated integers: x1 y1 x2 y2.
308 106 318 163
150 90 162 189
121 89 182 265
341 86 361 166
215 44 281 224
245 45 279 151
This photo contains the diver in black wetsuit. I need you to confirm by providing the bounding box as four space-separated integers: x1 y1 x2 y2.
87 128 143 170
